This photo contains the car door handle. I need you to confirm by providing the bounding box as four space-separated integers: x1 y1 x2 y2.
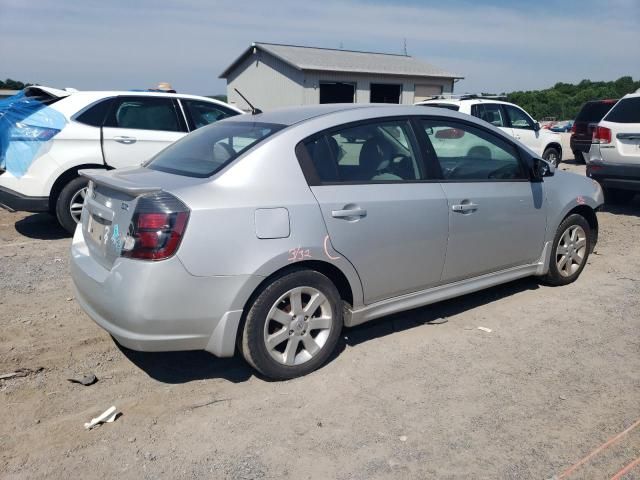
113 136 137 144
452 203 479 213
331 207 367 219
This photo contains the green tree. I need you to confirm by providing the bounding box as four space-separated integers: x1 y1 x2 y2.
505 77 639 120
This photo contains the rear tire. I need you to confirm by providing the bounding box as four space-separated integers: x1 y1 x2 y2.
604 188 635 204
241 269 343 380
542 147 561 167
55 176 88 235
543 214 591 286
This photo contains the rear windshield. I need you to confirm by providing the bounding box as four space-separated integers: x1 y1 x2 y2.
575 100 617 122
146 121 284 178
603 97 640 124
419 103 460 111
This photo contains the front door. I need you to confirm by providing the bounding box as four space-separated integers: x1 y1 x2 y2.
418 118 547 283
101 96 187 169
302 118 449 304
503 104 544 156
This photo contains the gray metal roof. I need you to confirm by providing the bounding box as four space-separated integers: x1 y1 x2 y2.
220 42 463 80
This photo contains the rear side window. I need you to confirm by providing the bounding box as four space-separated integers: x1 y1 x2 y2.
471 103 506 128
146 121 284 178
302 120 424 183
104 97 185 132
575 100 617 122
75 98 112 127
181 99 239 130
604 97 640 123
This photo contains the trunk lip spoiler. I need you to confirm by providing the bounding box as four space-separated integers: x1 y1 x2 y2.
79 169 162 195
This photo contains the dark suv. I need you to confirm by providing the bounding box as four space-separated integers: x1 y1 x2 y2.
571 99 618 163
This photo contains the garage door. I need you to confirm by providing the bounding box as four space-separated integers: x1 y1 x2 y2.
414 84 443 103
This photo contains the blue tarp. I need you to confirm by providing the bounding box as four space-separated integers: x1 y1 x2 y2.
0 91 66 178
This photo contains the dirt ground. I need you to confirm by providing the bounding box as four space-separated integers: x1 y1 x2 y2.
1 158 639 479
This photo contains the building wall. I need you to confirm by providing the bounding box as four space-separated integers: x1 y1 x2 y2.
225 51 456 110
226 50 305 111
301 71 454 105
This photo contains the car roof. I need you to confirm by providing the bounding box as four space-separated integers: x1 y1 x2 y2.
417 98 517 107
221 103 492 128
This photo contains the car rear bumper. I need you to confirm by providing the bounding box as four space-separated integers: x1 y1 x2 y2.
587 162 640 192
0 184 49 212
570 137 592 154
70 228 263 357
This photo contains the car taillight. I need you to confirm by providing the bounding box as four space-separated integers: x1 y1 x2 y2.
592 126 611 144
10 122 61 141
122 192 189 261
570 123 576 134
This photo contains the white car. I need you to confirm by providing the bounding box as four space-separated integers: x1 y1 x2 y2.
0 86 242 232
416 95 563 166
587 90 640 203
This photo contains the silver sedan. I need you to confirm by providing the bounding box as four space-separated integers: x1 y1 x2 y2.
71 104 604 379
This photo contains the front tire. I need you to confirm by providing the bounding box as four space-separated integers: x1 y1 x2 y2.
543 214 591 286
55 176 89 235
241 269 343 380
543 147 561 167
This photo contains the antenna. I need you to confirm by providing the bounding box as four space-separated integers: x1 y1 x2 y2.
234 88 262 115
403 38 408 56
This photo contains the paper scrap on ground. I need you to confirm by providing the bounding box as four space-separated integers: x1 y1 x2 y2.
477 327 492 333
84 406 118 430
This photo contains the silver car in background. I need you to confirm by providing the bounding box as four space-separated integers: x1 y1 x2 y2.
71 104 604 380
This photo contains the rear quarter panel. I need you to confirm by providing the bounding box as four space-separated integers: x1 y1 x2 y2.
171 128 365 307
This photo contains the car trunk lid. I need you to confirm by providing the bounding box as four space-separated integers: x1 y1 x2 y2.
78 167 195 269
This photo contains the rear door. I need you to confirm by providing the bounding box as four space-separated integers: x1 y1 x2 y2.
101 96 187 169
599 96 640 165
300 118 449 304
418 118 546 283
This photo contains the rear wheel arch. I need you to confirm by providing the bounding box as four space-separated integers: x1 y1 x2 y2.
48 163 108 212
236 261 354 349
562 205 598 253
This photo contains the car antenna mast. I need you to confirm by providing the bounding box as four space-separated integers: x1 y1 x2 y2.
234 88 262 115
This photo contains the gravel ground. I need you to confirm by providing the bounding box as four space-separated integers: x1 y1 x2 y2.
1 159 639 479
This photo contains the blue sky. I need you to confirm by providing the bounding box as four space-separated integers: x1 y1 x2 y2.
1 0 638 96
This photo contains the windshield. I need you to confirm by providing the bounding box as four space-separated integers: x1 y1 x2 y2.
147 121 285 178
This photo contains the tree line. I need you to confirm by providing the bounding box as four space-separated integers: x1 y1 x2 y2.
0 79 32 90
505 76 639 120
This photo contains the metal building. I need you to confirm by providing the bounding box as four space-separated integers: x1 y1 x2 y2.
220 42 463 111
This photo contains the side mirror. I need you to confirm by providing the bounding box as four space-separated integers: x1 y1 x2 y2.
532 157 555 180
533 122 541 132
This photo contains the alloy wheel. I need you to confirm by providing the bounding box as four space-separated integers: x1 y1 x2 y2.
263 286 333 366
69 187 88 223
556 225 587 277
